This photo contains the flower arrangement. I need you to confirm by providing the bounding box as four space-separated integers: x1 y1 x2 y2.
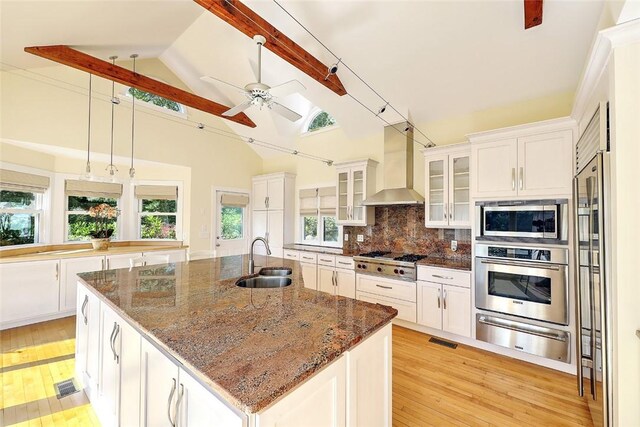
88 203 119 239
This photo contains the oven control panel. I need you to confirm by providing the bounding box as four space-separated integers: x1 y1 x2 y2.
355 261 417 281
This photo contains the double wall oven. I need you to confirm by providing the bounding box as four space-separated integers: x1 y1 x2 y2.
474 199 571 363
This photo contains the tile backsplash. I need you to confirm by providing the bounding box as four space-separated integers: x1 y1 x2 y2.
343 205 471 258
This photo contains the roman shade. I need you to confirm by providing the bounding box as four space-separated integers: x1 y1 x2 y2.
65 180 123 198
0 169 50 193
220 193 249 207
134 185 178 200
318 186 337 215
299 188 318 215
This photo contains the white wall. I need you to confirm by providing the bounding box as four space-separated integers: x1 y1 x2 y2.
0 60 263 250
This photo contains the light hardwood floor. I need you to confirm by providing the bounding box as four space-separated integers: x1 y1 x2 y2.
1 318 592 426
393 325 593 427
1 316 99 426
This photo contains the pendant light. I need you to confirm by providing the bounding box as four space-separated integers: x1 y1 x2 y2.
106 55 119 181
81 73 94 180
129 54 138 180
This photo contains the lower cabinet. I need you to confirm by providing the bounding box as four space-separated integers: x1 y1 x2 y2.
355 274 417 323
141 337 243 427
417 282 471 337
0 259 60 329
318 265 356 298
300 261 318 290
145 249 186 264
75 284 101 399
106 252 143 270
61 256 104 312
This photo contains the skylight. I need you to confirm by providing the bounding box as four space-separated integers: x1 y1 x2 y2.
305 111 336 133
127 87 184 113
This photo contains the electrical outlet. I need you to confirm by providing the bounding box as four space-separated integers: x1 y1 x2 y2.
357 234 364 242
344 233 349 242
451 240 458 252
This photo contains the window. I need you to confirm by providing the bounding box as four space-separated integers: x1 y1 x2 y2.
65 180 123 241
127 87 184 113
305 111 336 133
219 193 248 240
135 185 178 240
299 187 340 245
0 168 50 246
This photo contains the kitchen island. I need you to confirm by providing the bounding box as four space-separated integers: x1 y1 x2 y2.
75 254 396 427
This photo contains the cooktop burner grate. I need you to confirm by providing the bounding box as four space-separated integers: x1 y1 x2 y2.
394 254 428 263
358 251 391 257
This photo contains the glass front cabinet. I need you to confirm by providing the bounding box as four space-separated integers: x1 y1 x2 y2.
334 159 378 226
424 144 471 228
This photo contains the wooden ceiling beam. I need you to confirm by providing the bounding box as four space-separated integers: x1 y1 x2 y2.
524 0 543 29
24 45 256 128
194 0 347 96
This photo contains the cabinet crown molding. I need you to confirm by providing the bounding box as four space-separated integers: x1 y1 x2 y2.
332 158 379 169
252 172 296 181
422 142 469 156
466 117 576 144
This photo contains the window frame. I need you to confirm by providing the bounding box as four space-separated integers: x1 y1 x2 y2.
0 163 53 249
0 191 44 247
298 186 341 247
122 84 187 118
219 204 245 242
302 109 338 135
133 180 183 242
65 195 122 242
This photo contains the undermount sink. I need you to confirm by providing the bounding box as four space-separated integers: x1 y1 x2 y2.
236 276 292 289
257 267 292 277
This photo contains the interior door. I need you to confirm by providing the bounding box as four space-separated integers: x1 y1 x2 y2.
215 190 250 257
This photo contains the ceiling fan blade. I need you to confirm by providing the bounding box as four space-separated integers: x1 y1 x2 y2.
269 101 303 122
200 75 247 94
223 100 253 117
269 80 306 98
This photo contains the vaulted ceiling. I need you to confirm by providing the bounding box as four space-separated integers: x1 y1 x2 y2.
1 0 604 157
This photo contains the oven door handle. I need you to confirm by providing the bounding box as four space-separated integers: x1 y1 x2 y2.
477 316 567 342
479 259 561 271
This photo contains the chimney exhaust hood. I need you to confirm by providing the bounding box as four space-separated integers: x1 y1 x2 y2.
362 123 425 206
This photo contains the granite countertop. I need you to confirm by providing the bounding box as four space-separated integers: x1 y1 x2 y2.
77 254 396 414
0 243 187 263
282 243 344 255
416 256 472 271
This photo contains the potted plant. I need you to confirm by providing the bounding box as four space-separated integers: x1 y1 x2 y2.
88 203 119 250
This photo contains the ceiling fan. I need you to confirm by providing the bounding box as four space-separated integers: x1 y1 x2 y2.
201 35 306 122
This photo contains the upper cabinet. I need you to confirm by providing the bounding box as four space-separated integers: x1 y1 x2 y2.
252 174 291 211
469 119 574 199
424 144 471 228
334 159 378 226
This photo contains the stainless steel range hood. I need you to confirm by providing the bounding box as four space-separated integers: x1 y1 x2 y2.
362 123 425 206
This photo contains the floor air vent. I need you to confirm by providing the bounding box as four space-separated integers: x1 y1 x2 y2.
54 379 80 399
429 337 458 349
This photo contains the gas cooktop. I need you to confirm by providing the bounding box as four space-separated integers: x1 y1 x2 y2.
353 251 429 281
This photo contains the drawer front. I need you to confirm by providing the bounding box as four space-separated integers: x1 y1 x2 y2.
299 252 318 264
356 274 416 302
335 256 355 270
283 250 300 261
357 292 416 323
417 266 471 288
317 255 336 267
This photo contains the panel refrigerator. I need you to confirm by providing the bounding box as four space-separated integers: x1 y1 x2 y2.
574 151 613 427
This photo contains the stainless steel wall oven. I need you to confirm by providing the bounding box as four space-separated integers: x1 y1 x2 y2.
475 243 569 325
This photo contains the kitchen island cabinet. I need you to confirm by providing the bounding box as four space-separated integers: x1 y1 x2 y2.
76 254 396 426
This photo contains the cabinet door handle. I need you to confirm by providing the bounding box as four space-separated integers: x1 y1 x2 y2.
437 288 441 309
101 259 105 270
511 168 516 190
376 284 392 290
432 274 453 280
81 295 89 325
333 271 337 287
109 322 117 360
55 263 59 280
443 289 447 310
175 383 185 426
106 259 110 270
443 203 447 220
113 324 120 364
167 378 177 427
519 167 524 190
449 203 453 220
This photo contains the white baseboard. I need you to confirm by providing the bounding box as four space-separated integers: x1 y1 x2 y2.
1 310 75 330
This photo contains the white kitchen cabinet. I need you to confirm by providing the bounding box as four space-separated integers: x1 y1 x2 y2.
318 263 355 298
356 274 417 323
99 303 141 427
145 249 186 264
417 266 471 338
0 259 60 329
60 256 104 312
335 159 378 226
252 173 295 256
75 283 101 400
470 121 574 199
424 144 471 227
141 338 242 427
256 356 347 427
106 252 142 270
318 264 336 294
300 261 318 290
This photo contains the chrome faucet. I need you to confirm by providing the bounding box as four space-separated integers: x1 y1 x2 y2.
249 237 271 273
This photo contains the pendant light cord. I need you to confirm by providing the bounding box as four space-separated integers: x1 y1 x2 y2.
130 54 138 177
107 56 118 177
86 74 92 172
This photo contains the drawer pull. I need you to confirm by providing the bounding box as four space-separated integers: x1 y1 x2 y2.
376 284 393 290
338 261 351 266
320 259 332 262
302 256 314 260
432 274 453 280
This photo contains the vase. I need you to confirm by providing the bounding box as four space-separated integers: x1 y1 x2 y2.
91 238 110 251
